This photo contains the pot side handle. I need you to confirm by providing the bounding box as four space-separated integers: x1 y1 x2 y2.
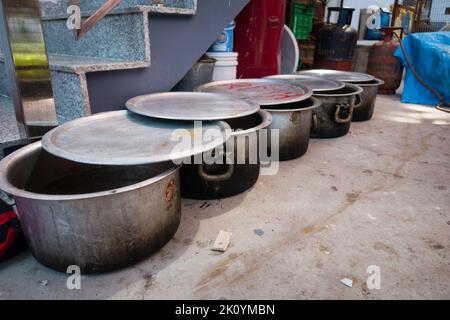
354 94 363 108
334 104 354 124
198 163 234 183
312 113 318 131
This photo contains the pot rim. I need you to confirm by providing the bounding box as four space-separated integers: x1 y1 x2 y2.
262 97 321 112
312 83 364 97
350 78 385 87
231 109 273 136
195 78 314 106
0 141 181 201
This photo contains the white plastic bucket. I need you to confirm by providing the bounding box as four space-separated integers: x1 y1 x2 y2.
206 52 239 81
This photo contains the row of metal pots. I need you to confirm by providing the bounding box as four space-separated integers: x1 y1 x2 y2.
0 70 384 273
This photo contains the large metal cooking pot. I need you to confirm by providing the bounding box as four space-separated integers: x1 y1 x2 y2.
263 97 321 161
311 83 363 138
181 110 272 200
352 79 385 122
172 55 216 92
298 69 382 123
195 79 315 162
0 142 181 273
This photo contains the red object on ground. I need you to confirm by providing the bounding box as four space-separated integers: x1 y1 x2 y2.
367 27 404 95
0 211 19 257
234 0 286 78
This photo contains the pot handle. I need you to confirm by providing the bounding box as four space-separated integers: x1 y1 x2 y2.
198 163 234 182
0 190 15 207
312 112 318 131
354 94 363 108
334 103 353 124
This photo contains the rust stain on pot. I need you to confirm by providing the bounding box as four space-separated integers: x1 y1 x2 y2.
165 179 176 201
290 112 302 124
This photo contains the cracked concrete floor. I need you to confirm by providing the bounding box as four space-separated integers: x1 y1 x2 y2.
0 95 449 300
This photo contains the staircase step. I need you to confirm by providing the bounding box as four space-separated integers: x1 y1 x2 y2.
43 10 150 62
0 0 243 130
41 1 197 63
51 71 90 123
149 0 196 11
0 52 149 74
49 54 149 73
0 95 23 147
0 52 149 123
40 0 196 20
40 0 148 18
0 63 90 124
49 55 150 123
0 59 8 97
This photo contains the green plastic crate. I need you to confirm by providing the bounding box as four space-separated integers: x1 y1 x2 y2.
290 3 315 40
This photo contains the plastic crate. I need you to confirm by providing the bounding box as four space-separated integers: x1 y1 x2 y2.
299 40 315 67
290 3 315 40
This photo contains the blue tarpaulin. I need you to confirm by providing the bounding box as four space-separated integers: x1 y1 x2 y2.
394 32 450 106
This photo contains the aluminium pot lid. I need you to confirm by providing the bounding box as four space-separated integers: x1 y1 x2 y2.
126 92 260 121
42 111 231 166
265 74 345 92
195 79 313 106
281 25 300 75
298 69 375 84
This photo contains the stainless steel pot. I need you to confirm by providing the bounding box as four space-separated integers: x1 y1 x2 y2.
181 110 272 200
351 78 385 122
172 55 216 92
263 97 321 161
0 142 181 273
311 83 363 139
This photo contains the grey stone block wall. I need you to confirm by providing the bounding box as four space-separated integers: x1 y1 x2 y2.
0 62 9 97
43 12 148 62
151 0 195 9
1 0 242 134
39 0 196 18
40 1 149 18
51 71 90 123
0 96 20 144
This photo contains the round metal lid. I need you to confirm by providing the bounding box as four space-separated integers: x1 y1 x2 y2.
42 111 231 166
265 74 345 92
126 92 260 121
298 69 375 84
195 79 313 106
281 25 300 75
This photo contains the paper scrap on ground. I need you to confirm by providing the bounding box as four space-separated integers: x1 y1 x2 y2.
39 280 49 287
212 231 232 252
340 278 353 288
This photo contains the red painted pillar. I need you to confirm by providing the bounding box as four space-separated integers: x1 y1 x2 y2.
234 0 286 78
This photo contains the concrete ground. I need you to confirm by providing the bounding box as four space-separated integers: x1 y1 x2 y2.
0 94 449 300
